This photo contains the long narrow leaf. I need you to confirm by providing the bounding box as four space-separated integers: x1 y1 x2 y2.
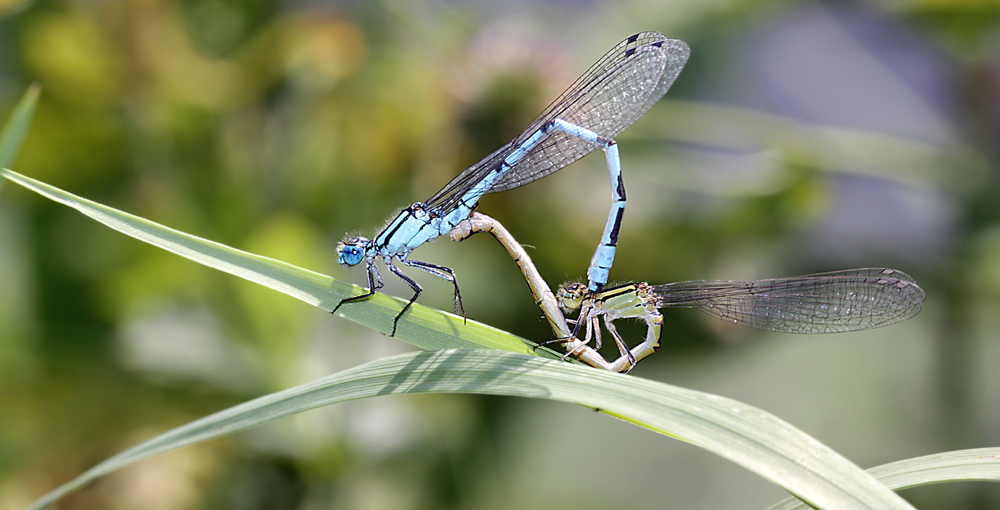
29 349 913 510
0 84 40 194
766 448 1000 510
0 168 551 356
1 168 915 509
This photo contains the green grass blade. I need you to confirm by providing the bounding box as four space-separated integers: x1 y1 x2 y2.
867 448 1000 489
766 448 1000 510
0 84 40 194
28 350 914 510
0 168 552 356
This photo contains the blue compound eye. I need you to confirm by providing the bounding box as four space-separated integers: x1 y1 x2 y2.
337 238 368 266
338 245 364 266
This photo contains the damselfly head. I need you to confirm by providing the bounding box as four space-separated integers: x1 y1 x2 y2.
556 282 587 313
337 236 369 266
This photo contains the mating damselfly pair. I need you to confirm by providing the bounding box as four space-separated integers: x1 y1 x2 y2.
334 32 925 372
452 213 925 372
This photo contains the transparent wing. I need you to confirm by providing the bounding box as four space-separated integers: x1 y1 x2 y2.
650 268 926 333
424 32 690 212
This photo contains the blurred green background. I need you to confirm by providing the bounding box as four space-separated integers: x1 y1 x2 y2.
2 0 1000 508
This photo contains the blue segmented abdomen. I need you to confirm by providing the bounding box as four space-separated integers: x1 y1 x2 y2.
435 123 550 233
432 126 551 232
587 142 624 291
434 166 506 233
372 114 621 263
374 124 555 257
552 119 604 144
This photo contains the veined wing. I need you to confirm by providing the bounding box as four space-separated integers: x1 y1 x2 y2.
650 268 926 333
424 32 690 213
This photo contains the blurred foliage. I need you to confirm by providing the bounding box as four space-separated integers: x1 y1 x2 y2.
3 0 1000 509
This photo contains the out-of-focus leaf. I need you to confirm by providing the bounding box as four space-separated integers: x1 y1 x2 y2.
636 100 987 195
0 84 40 194
766 448 1000 510
28 349 914 510
0 0 33 20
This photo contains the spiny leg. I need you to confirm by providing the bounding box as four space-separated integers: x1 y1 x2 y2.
560 311 598 361
590 313 603 351
538 324 575 349
539 304 590 351
622 312 664 372
384 258 423 337
603 315 637 370
332 259 383 314
539 298 594 349
560 323 592 360
537 335 569 348
605 317 630 358
534 316 576 352
568 298 594 341
402 259 465 320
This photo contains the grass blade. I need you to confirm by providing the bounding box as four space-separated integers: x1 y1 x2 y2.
0 168 552 356
1 161 913 510
28 350 913 510
766 448 1000 510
